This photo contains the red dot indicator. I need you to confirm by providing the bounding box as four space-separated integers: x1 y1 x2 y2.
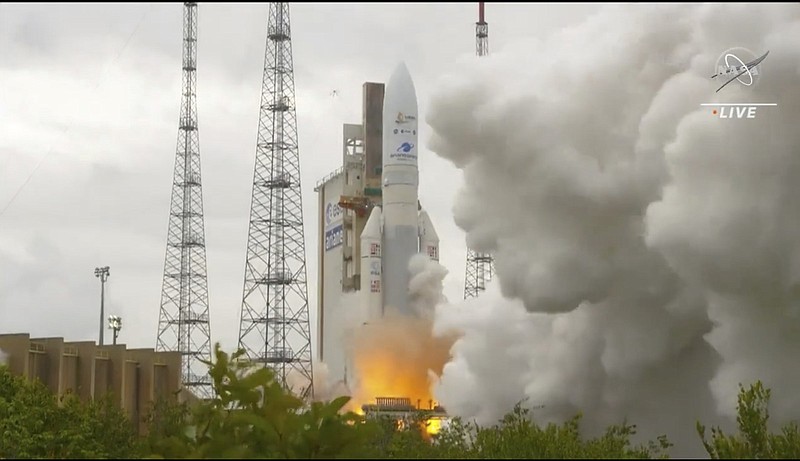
712 109 718 115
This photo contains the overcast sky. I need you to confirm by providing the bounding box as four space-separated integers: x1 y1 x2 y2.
0 2 600 356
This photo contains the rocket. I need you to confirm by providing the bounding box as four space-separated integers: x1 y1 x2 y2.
360 62 440 319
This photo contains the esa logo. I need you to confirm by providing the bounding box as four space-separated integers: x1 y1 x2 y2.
325 202 343 225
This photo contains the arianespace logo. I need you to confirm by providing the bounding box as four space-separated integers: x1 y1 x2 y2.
396 142 414 153
395 112 416 124
325 202 343 226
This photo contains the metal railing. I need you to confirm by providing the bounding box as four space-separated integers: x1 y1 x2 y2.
314 166 343 192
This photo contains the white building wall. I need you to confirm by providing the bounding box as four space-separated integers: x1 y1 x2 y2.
317 173 347 385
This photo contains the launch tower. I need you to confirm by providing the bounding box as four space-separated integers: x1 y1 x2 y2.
156 2 213 399
237 2 314 400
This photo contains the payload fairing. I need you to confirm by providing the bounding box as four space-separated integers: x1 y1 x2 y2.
360 63 440 319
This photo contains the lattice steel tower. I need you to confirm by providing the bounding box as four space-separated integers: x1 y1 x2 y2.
464 2 495 300
237 2 314 400
156 2 213 399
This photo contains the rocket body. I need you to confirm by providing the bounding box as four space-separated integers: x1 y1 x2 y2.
360 62 439 319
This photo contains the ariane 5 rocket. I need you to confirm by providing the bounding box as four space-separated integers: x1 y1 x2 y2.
360 62 440 319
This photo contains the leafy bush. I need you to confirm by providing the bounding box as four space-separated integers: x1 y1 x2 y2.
698 381 800 459
0 365 139 458
10 343 800 459
145 344 368 459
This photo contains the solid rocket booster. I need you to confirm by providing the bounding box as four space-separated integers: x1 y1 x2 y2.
359 62 439 319
360 206 382 321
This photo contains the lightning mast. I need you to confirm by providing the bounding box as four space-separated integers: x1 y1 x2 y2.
156 2 213 399
476 2 488 57
237 2 314 400
464 2 494 300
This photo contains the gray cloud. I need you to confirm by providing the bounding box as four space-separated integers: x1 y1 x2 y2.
428 2 800 457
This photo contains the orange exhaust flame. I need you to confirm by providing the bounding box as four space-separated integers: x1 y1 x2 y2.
346 311 458 414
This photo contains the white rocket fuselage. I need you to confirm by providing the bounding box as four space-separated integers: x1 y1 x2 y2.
359 62 439 319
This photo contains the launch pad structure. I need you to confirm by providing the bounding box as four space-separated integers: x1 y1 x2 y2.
361 397 449 435
314 82 385 389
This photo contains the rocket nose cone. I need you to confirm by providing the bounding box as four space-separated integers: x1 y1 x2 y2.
388 61 415 92
393 61 410 77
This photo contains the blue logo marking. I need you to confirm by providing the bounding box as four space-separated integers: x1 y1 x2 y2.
397 142 414 153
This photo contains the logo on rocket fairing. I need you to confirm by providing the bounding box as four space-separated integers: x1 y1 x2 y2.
391 142 417 163
396 142 414 153
395 112 416 124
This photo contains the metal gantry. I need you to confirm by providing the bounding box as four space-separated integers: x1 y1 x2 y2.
464 2 494 300
156 2 213 399
237 2 314 400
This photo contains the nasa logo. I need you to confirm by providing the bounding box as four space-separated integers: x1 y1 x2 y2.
712 47 768 93
395 112 416 124
396 142 414 153
703 47 776 120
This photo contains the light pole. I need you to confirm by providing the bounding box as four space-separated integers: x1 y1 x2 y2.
108 315 122 345
94 266 110 345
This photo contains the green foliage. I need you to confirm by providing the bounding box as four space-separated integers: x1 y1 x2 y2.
0 365 139 458
698 381 800 459
15 344 800 459
414 403 671 459
139 395 192 458
146 343 370 459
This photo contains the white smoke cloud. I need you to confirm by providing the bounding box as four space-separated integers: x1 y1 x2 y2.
310 292 364 402
426 3 800 456
408 253 449 320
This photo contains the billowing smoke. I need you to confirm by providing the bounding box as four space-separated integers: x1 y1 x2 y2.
311 292 364 403
349 254 456 412
426 3 800 456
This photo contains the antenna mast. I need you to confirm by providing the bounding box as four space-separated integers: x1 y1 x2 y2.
237 2 314 400
156 2 213 399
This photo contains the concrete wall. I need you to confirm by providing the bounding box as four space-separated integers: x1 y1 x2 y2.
0 333 183 435
318 172 345 373
363 82 385 190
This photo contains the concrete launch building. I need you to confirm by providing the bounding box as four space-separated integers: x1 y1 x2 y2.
315 64 439 391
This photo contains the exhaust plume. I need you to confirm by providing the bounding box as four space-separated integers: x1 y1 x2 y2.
427 3 800 456
349 254 456 411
